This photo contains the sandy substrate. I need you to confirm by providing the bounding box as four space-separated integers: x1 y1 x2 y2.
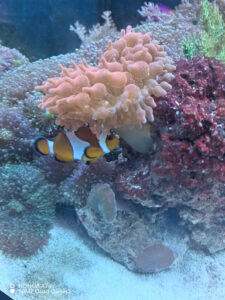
0 212 225 300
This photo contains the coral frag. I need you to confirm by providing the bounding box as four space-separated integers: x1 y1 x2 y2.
116 56 225 253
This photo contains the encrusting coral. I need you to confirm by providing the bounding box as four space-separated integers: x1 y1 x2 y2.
0 102 39 164
0 45 29 75
0 164 58 257
36 26 175 137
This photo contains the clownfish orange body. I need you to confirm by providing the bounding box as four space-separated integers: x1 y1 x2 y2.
34 126 119 163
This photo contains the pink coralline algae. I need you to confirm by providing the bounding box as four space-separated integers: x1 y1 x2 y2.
153 55 225 187
115 163 151 203
115 56 225 253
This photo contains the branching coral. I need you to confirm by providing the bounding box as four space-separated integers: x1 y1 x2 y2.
182 0 225 63
37 26 175 137
0 164 58 256
138 2 173 23
70 11 117 45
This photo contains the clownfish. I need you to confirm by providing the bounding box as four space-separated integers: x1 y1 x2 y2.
34 126 119 163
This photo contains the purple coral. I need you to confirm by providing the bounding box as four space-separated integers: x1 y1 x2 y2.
0 103 39 164
0 45 29 75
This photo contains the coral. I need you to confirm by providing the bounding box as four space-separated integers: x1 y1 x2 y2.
199 0 225 63
23 91 58 138
0 45 29 75
183 0 225 64
77 199 179 273
0 3 200 101
0 102 39 164
137 0 202 61
59 159 116 207
134 243 177 273
138 2 173 23
70 11 117 46
58 158 178 273
0 164 58 256
0 52 82 100
214 0 225 19
115 56 225 253
182 34 200 59
37 26 175 136
174 0 202 23
33 156 76 184
86 183 117 222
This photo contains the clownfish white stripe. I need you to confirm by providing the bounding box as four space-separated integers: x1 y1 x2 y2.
47 140 54 155
34 126 120 164
66 130 90 160
99 132 110 153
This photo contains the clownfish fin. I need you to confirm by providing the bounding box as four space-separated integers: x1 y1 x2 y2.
106 133 119 151
85 146 104 159
34 137 51 156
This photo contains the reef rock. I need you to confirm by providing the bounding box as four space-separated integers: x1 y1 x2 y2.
115 56 225 253
59 159 178 273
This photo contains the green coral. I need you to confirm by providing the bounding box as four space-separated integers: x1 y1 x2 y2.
182 0 225 64
182 35 200 59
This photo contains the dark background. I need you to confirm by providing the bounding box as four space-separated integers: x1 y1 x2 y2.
0 0 181 60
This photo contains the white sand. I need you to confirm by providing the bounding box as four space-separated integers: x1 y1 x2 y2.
0 218 225 300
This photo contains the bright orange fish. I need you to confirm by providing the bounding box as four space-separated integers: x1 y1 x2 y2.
34 126 119 163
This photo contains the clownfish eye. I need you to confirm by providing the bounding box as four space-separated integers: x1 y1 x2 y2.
107 135 113 140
